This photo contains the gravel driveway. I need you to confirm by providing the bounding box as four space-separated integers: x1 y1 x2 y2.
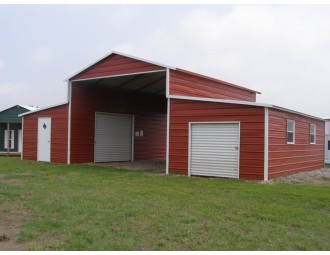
268 168 330 185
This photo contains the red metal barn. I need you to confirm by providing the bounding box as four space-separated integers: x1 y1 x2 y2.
21 52 325 180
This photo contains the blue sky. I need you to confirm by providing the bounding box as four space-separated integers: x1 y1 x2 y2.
0 4 329 117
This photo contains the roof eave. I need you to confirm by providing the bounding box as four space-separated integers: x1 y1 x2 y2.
169 95 272 108
271 105 325 121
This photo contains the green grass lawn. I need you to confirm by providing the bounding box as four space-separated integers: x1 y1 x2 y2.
0 157 329 251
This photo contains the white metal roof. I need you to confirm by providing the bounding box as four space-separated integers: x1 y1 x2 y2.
18 105 39 111
19 102 68 117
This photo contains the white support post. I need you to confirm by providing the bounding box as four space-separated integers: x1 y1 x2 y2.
264 107 269 181
166 99 170 175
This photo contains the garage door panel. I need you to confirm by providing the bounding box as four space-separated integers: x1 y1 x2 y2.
190 122 239 178
95 113 133 162
191 159 238 165
191 153 238 158
192 146 238 150
191 167 239 175
194 170 237 178
192 132 238 137
192 170 238 178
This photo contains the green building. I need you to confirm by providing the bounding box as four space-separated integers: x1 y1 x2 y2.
0 105 37 155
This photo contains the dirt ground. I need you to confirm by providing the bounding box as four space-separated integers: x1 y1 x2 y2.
0 203 27 251
90 159 166 172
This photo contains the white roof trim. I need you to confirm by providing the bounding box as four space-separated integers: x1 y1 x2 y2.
270 105 325 121
169 95 324 121
168 95 272 108
71 70 166 83
19 102 68 117
112 51 176 70
65 50 176 81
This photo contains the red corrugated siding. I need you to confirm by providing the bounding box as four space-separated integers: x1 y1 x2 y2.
23 104 68 163
72 54 165 81
169 99 265 179
169 69 257 102
70 84 167 163
268 108 325 178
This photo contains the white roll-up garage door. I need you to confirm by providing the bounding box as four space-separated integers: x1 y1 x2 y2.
189 122 240 178
95 113 133 162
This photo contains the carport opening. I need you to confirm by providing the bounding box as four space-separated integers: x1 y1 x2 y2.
72 70 168 172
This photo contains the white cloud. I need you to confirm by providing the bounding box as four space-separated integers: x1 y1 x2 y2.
0 82 25 97
109 5 139 25
119 5 330 117
0 81 57 110
30 46 55 64
113 43 136 55
0 82 32 109
0 59 5 69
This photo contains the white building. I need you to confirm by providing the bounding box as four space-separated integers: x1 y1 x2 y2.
325 118 330 164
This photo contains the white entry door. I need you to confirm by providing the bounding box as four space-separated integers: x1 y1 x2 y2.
38 117 51 162
189 122 240 178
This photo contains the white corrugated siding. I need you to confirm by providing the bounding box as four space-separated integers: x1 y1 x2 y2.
95 113 133 162
190 123 240 178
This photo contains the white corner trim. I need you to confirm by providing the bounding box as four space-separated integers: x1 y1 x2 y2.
264 107 269 181
165 98 170 175
188 122 192 177
67 81 72 165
